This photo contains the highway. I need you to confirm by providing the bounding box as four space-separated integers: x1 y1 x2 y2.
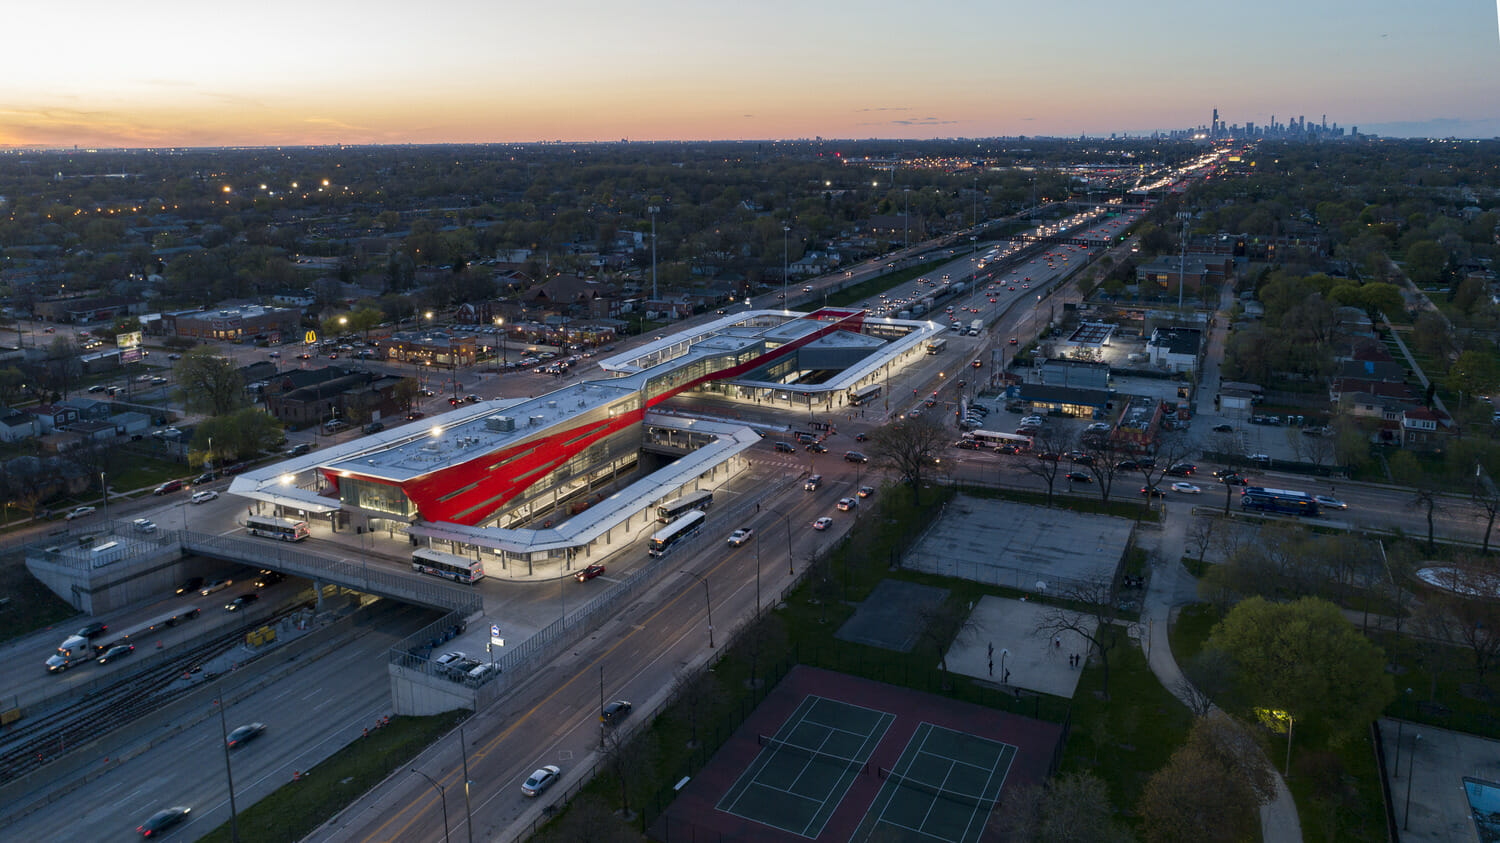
1 601 438 842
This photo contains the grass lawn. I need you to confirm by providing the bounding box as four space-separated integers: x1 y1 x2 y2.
0 556 79 645
196 711 468 843
1059 625 1195 831
1376 631 1500 740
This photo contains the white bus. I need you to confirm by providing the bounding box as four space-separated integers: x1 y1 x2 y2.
848 383 882 406
412 547 486 584
964 430 1033 451
656 489 713 523
648 510 706 558
245 515 310 542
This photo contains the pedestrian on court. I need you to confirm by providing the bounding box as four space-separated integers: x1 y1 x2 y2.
1004 668 1011 683
1054 636 1061 649
988 659 993 677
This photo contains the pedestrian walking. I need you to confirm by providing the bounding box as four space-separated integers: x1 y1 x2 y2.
988 659 993 677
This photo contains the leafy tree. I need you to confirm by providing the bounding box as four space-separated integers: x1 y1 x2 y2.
868 416 948 505
1138 715 1275 843
1203 596 1394 741
994 771 1134 843
0 366 25 406
1404 240 1446 286
1444 351 1500 407
175 347 246 416
192 408 284 462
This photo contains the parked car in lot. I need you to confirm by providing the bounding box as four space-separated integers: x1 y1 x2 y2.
435 651 468 668
226 722 266 748
521 765 561 796
601 699 633 726
362 421 385 434
727 528 754 547
574 564 606 582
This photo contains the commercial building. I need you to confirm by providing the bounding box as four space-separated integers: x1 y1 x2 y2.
230 308 939 572
164 305 300 343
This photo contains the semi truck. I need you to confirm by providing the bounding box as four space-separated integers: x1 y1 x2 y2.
46 635 100 673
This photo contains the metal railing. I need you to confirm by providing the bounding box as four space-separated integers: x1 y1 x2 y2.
178 529 482 614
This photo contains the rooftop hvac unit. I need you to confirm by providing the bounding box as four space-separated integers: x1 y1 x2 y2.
529 414 546 426
546 400 558 409
485 415 516 432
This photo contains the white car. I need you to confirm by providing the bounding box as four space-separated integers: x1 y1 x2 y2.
1314 495 1348 510
521 765 561 797
65 506 96 521
727 528 754 547
191 490 219 504
1170 482 1201 495
812 517 833 531
132 518 157 534
836 497 857 511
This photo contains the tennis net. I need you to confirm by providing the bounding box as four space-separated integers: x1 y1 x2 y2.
877 766 991 812
758 734 870 775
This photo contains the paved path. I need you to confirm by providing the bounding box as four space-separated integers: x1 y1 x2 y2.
1137 505 1304 842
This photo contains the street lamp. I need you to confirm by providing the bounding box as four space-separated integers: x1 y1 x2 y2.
411 769 451 843
99 471 109 523
782 224 790 310
214 685 241 842
493 317 505 373
649 206 660 303
679 569 714 648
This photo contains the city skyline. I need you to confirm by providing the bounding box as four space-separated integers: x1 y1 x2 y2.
3 0 1499 149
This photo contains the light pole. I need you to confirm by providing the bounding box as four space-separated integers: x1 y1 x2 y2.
679 569 714 648
412 769 451 843
753 536 761 612
215 685 241 842
99 471 108 522
649 205 659 303
903 188 910 249
493 317 505 373
782 224 790 309
1403 731 1421 830
460 727 475 843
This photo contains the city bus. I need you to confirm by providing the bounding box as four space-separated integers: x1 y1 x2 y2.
656 489 713 523
963 430 1033 451
245 515 311 542
647 510 706 558
411 547 486 584
848 383 882 406
1239 487 1320 517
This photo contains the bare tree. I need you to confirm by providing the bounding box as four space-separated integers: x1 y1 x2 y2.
739 612 789 692
1472 480 1500 554
1420 562 1500 676
1179 648 1236 717
1019 429 1070 506
868 416 949 505
601 725 659 819
1078 434 1130 503
1033 574 1130 699
670 667 724 748
917 595 970 682
1133 431 1196 509
1187 515 1217 569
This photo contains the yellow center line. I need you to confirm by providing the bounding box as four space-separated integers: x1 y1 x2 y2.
365 545 753 843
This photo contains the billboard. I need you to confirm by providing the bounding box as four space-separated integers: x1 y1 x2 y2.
116 331 142 349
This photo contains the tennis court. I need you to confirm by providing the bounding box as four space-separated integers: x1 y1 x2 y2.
854 722 1015 843
716 695 895 838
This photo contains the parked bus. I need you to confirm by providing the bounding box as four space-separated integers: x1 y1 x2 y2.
848 383 882 406
412 547 486 584
963 430 1033 451
245 515 310 542
648 510 706 558
925 338 947 355
1239 487 1320 517
656 489 713 523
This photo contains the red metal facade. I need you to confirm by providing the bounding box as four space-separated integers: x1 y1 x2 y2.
327 310 868 526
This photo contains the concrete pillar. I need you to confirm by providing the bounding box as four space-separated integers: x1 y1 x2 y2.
314 580 326 610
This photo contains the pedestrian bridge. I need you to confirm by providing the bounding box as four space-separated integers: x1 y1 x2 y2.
25 523 482 616
180 530 482 614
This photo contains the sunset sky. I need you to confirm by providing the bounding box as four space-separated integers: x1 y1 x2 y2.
4 0 1499 148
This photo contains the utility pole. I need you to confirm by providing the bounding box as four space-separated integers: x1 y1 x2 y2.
782 224 790 309
649 206 660 304
215 685 241 842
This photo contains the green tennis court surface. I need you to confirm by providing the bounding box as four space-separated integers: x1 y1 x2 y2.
854 722 1016 843
716 695 895 837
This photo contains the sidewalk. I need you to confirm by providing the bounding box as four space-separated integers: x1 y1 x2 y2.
1137 508 1303 842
